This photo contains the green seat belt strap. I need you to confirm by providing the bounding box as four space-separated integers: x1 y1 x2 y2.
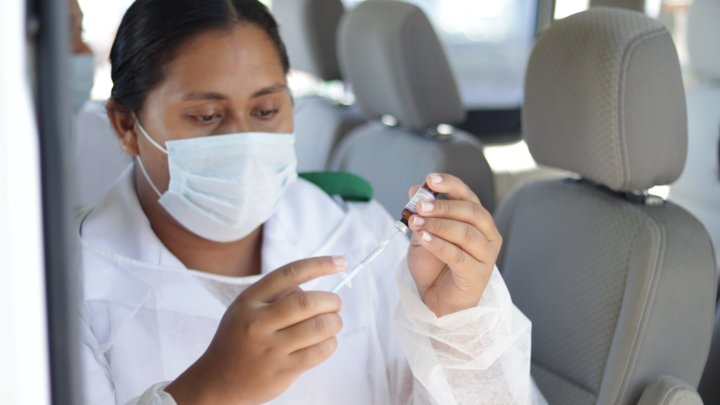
298 171 374 202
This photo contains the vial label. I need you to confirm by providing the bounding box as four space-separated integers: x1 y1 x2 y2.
404 187 437 214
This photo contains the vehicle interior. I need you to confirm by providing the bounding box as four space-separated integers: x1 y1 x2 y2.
2 0 719 404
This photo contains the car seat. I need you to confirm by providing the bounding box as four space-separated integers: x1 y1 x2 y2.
271 0 366 172
72 101 132 209
494 8 716 405
329 0 495 215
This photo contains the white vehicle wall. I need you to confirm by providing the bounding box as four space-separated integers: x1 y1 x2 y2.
0 0 52 404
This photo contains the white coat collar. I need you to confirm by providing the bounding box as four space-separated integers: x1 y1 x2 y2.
80 164 348 284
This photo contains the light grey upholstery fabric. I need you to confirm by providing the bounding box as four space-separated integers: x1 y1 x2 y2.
293 97 365 171
331 1 493 215
72 101 132 210
687 0 720 82
337 1 465 130
495 9 715 405
272 0 365 171
272 0 344 81
524 8 687 192
331 122 495 214
495 179 716 405
531 363 597 405
638 376 703 405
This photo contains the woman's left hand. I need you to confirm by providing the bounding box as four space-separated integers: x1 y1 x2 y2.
406 173 502 318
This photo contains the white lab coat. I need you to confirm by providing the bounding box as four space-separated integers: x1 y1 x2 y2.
79 166 546 405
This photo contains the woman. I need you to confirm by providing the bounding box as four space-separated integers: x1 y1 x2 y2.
79 1 543 404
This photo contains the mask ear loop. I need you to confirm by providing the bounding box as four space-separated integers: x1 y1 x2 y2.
133 114 168 199
134 114 169 154
135 156 163 198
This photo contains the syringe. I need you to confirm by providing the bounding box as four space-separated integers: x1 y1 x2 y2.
330 181 439 294
330 228 404 293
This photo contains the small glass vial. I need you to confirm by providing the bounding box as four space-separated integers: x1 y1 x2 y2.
395 182 439 234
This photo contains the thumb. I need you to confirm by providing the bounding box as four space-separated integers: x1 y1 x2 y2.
247 256 348 303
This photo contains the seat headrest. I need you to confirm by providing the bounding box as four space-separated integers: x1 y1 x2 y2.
688 0 720 82
338 1 465 130
524 8 687 192
272 0 344 81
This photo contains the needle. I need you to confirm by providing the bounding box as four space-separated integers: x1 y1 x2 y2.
330 229 403 293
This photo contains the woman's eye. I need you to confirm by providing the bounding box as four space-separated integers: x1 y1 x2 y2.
199 114 219 122
252 109 279 119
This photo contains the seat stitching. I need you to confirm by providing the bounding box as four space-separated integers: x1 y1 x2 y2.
617 28 667 190
660 385 692 405
497 183 525 270
613 210 667 404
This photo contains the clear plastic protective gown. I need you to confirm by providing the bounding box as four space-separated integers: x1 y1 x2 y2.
80 166 547 405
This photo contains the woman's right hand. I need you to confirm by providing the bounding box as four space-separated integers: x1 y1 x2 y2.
164 256 348 405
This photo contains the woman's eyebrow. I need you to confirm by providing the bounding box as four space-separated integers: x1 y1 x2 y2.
252 84 288 98
181 91 229 101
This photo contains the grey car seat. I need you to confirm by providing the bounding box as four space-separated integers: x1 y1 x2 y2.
72 101 132 210
494 8 716 405
330 1 495 215
272 0 366 172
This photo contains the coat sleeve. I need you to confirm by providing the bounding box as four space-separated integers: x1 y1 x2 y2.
392 257 548 405
123 383 176 405
370 238 436 405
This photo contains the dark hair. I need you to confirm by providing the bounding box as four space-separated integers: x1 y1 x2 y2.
109 0 289 113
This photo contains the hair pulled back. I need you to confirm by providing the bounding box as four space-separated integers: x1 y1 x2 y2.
109 0 289 113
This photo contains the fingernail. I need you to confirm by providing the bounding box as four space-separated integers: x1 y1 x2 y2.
332 256 347 269
430 174 443 184
422 231 432 242
421 201 434 212
413 216 425 226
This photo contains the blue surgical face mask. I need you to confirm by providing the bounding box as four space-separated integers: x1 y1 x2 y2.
134 118 298 242
71 54 95 113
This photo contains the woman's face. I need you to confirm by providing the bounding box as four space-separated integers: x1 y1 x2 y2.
114 23 293 194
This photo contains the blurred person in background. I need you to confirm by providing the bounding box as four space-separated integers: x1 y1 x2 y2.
70 0 94 113
70 0 133 210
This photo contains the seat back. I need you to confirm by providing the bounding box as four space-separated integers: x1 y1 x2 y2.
291 96 365 171
272 0 365 171
494 8 716 405
330 1 495 214
72 101 132 209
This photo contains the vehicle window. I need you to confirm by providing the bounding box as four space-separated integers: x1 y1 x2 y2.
655 0 693 78
78 0 274 102
345 0 538 110
78 0 537 113
78 0 693 108
554 0 589 19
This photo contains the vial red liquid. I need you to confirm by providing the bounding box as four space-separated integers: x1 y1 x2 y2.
395 181 439 234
